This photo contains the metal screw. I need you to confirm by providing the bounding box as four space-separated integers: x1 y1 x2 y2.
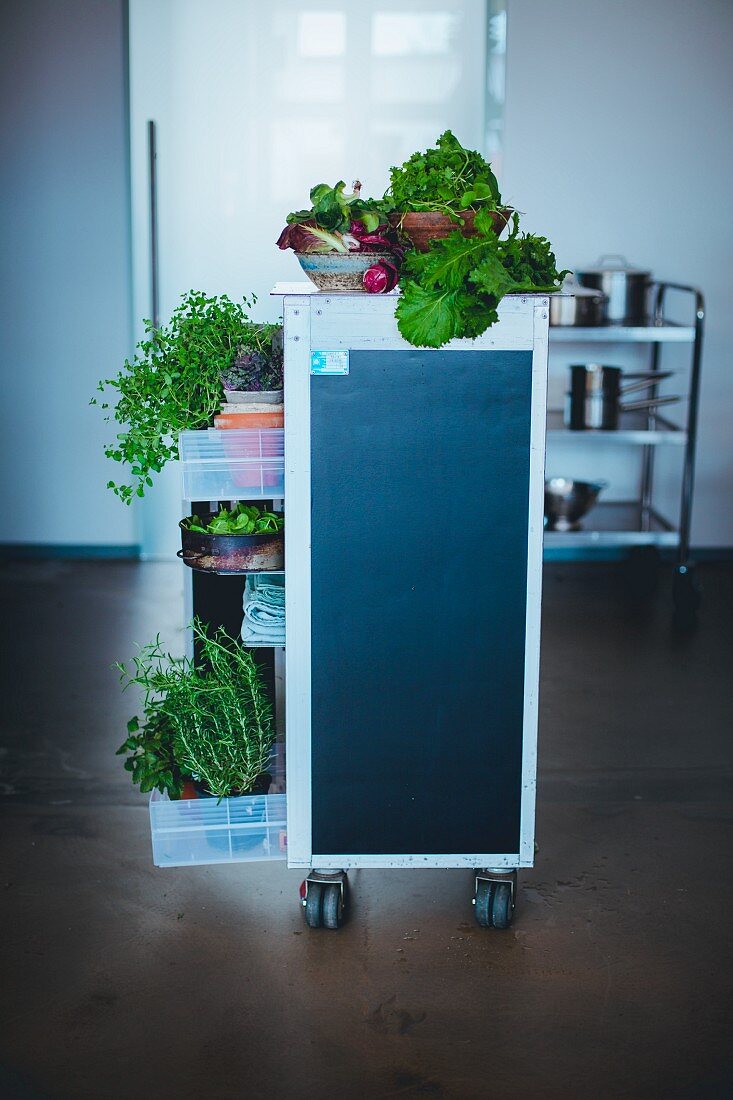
293 335 300 342
293 309 299 315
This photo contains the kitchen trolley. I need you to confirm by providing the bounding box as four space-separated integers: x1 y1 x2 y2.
169 288 551 930
282 287 548 928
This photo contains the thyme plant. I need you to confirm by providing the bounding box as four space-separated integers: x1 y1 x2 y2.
93 291 280 503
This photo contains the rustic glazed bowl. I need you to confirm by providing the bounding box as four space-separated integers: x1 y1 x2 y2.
295 251 394 291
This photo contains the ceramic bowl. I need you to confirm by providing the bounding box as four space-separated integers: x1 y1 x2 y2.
295 251 393 292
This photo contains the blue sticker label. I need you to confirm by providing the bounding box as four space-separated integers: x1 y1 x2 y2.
311 350 349 376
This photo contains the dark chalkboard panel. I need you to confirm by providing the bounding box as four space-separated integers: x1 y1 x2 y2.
310 350 532 856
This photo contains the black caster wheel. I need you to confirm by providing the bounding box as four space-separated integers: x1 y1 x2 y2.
673 564 701 629
304 882 324 928
474 881 513 929
321 883 345 929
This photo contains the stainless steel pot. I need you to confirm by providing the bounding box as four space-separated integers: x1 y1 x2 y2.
549 278 607 326
575 255 651 325
566 364 679 430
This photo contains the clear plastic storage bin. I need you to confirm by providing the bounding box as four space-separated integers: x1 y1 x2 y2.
149 790 287 867
179 428 284 502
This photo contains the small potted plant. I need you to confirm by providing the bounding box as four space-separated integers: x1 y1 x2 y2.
178 503 284 574
386 130 513 252
117 620 276 801
93 289 283 502
276 180 402 293
220 327 284 406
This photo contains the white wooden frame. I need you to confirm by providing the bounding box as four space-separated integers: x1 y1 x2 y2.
278 287 549 870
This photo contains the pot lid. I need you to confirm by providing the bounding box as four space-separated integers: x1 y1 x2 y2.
578 254 651 276
554 275 607 297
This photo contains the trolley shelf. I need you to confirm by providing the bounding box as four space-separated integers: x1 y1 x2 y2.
549 322 695 343
544 501 679 548
545 409 687 445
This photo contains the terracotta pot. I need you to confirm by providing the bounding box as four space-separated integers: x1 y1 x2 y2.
388 207 513 252
219 426 283 489
213 410 284 429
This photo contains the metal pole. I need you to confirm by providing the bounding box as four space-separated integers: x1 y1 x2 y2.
639 285 663 531
147 120 160 329
671 287 705 566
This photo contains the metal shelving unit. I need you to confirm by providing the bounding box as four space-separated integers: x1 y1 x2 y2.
545 408 687 446
546 282 705 621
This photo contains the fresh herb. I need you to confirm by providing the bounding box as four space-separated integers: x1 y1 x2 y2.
116 621 275 799
183 503 284 537
93 291 282 503
396 211 568 348
388 130 502 220
116 709 184 799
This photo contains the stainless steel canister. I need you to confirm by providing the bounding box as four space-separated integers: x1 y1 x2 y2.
566 364 679 430
566 364 621 429
575 255 651 325
549 282 608 326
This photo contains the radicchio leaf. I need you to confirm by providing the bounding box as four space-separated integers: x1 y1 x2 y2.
276 221 349 254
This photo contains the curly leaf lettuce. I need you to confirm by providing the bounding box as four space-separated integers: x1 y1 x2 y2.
396 210 568 348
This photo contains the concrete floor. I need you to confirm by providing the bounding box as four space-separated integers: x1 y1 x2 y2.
0 559 731 1100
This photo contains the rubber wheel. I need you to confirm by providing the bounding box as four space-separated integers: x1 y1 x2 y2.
304 882 324 928
474 881 493 927
491 883 513 929
474 881 514 929
321 883 344 930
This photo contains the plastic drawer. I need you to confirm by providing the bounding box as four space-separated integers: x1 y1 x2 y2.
179 428 284 502
149 790 287 867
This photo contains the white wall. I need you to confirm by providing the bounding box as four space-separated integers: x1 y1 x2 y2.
0 0 135 549
503 0 733 547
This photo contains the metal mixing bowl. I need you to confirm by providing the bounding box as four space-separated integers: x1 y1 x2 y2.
544 478 607 532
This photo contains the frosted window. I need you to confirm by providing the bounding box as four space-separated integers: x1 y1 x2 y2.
297 11 347 57
371 12 456 56
129 0 505 556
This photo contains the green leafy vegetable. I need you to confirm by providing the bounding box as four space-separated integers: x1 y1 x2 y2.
285 180 390 235
183 503 284 537
396 211 569 348
388 130 502 219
